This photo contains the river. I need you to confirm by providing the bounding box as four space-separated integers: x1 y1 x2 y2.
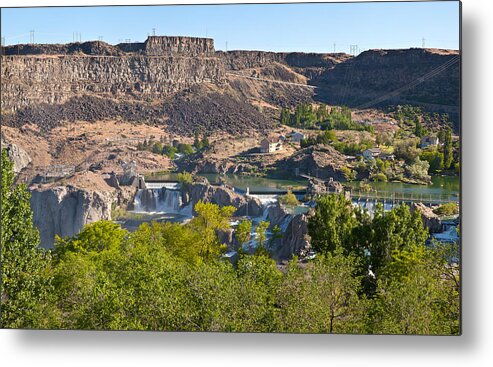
145 172 459 201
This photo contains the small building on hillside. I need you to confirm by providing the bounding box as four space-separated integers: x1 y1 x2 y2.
260 137 283 153
290 131 306 144
420 136 439 149
362 148 382 160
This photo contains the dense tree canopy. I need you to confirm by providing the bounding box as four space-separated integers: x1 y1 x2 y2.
1 149 53 328
1 152 459 333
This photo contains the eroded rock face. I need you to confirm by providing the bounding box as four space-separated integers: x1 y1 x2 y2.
181 180 263 217
411 202 442 233
5 143 31 173
30 185 114 248
277 144 347 181
275 214 311 261
1 55 225 112
306 177 344 198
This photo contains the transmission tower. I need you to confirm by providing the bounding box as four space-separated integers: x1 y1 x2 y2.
350 44 359 55
152 28 156 36
29 30 35 44
333 43 336 53
422 37 426 48
1 37 5 46
98 36 103 41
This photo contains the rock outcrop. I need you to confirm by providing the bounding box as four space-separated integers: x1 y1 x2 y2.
5 142 31 173
411 202 442 233
306 177 344 198
275 213 311 261
264 202 312 261
277 144 348 181
30 185 114 248
180 180 263 217
1 53 224 113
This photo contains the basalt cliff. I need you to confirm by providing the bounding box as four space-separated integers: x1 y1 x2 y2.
1 36 460 134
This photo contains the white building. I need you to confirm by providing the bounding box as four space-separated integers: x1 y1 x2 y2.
362 148 382 160
260 137 283 153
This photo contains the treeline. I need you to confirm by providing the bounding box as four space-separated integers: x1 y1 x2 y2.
137 132 210 159
280 104 374 132
1 150 459 334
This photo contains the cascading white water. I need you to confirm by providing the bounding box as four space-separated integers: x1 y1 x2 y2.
133 188 192 215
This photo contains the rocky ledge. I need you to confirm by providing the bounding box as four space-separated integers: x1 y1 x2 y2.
30 184 115 248
181 178 263 217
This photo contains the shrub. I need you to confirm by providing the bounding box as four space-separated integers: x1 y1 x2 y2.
341 166 356 181
278 190 300 207
371 173 388 182
177 172 193 185
433 203 459 216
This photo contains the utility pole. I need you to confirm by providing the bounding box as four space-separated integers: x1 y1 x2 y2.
152 28 156 36
225 41 228 51
98 36 103 41
333 43 336 53
1 37 5 47
29 30 35 44
350 44 359 55
422 37 426 48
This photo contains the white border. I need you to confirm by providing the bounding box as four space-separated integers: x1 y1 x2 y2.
2 1 493 366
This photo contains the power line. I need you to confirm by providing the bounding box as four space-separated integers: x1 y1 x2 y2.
355 55 460 110
226 72 317 89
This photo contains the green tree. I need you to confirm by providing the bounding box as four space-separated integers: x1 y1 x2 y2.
177 171 193 185
235 219 252 246
1 149 53 328
307 194 358 255
421 150 444 173
369 204 429 277
433 202 459 216
406 157 431 182
189 201 235 260
177 143 194 155
278 250 366 333
280 107 291 125
151 142 163 154
439 127 453 170
55 220 127 256
278 189 300 207
414 116 424 137
394 139 421 163
368 244 459 335
255 221 270 251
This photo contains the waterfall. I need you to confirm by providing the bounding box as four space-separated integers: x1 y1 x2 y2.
133 188 191 215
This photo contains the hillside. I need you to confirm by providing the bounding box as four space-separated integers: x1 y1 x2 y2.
1 36 460 136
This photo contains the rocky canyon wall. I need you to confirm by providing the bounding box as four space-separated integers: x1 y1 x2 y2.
1 36 224 112
30 185 114 248
1 55 224 112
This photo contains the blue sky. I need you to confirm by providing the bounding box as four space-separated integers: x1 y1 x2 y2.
1 2 460 53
